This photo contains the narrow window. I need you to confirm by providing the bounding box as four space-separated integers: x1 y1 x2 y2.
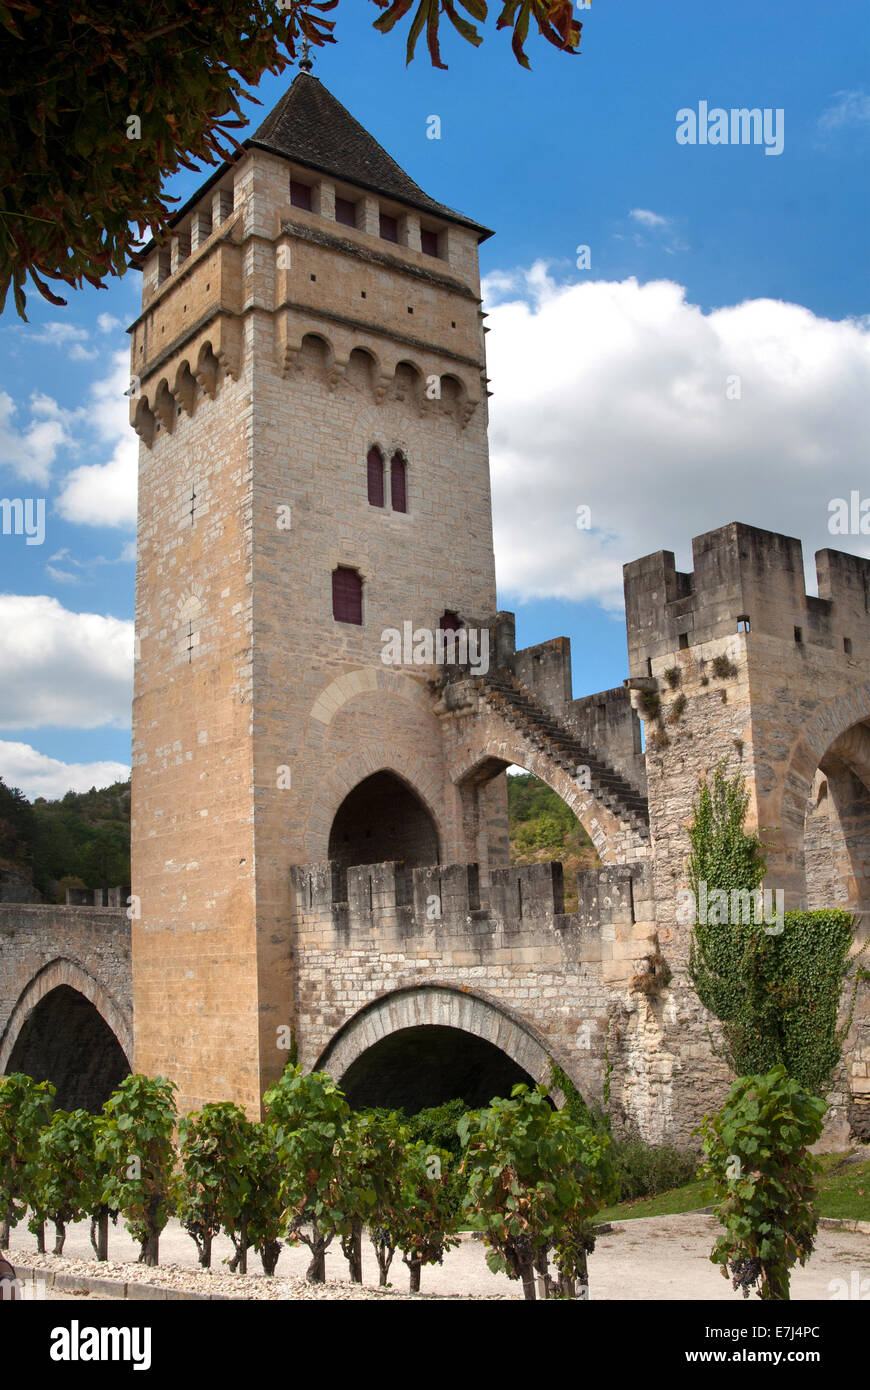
332 567 363 625
421 228 439 257
367 446 384 507
390 452 407 513
380 212 399 243
794 626 803 644
290 179 312 211
678 632 689 650
737 615 751 633
335 196 357 228
844 637 853 655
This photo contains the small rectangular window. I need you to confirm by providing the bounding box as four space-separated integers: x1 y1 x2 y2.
335 196 357 228
379 212 399 243
737 616 751 633
844 637 853 655
794 626 803 644
332 567 363 625
421 228 439 257
678 632 689 650
290 180 312 211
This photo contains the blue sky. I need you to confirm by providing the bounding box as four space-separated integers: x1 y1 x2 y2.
1 0 868 796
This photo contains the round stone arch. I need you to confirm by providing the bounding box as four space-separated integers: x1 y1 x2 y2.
449 728 645 865
315 984 565 1107
302 669 449 862
779 681 870 834
0 958 133 1075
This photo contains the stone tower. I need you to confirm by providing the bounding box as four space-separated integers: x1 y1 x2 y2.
128 73 500 1115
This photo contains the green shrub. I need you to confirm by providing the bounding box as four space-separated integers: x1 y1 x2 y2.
97 1074 178 1266
699 1066 826 1300
610 1135 699 1202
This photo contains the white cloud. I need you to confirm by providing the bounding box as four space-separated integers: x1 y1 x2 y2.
0 390 69 486
630 208 670 229
0 741 129 800
482 265 870 611
0 595 133 728
56 351 137 527
818 89 870 131
97 313 124 334
57 436 137 528
26 321 97 361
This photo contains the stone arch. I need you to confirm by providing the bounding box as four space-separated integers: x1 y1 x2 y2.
132 393 155 447
328 769 441 900
780 681 870 834
307 667 433 731
302 670 448 860
391 359 424 407
780 688 870 946
315 984 562 1110
152 378 176 434
195 340 220 397
299 331 333 378
173 359 197 416
450 728 645 865
438 371 467 421
346 346 377 392
0 959 132 1111
307 747 445 866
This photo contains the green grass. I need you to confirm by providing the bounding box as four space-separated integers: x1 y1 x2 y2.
596 1152 870 1224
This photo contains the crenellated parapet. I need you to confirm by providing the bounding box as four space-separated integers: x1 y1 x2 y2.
290 857 656 986
624 521 870 676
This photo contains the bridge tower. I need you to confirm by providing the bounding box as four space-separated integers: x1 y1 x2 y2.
128 72 500 1115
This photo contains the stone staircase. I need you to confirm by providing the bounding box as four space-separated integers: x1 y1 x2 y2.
475 670 650 840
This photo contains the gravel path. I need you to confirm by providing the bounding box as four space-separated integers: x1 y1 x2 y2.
7 1212 869 1300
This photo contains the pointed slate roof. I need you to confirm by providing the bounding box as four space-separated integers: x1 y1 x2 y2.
249 72 492 239
132 71 492 264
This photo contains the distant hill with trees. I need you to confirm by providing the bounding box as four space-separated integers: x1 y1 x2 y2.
0 777 130 902
0 771 591 906
507 773 598 910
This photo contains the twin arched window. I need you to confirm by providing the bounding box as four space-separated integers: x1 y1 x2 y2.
367 446 407 513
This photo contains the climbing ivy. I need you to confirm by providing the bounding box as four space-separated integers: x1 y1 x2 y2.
686 763 859 1092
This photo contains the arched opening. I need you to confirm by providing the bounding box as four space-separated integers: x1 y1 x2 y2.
340 1024 536 1111
803 720 870 939
507 769 599 911
346 347 376 392
328 771 440 901
6 985 130 1112
801 716 870 1140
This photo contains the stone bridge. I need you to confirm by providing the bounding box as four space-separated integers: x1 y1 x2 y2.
0 903 132 1111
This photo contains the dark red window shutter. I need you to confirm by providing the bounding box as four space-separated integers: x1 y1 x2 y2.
335 196 357 228
332 568 363 625
380 213 399 243
390 453 407 513
421 228 439 257
290 180 313 211
439 610 461 633
367 446 384 507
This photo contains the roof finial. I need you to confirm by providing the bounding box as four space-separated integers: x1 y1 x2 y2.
299 35 313 73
